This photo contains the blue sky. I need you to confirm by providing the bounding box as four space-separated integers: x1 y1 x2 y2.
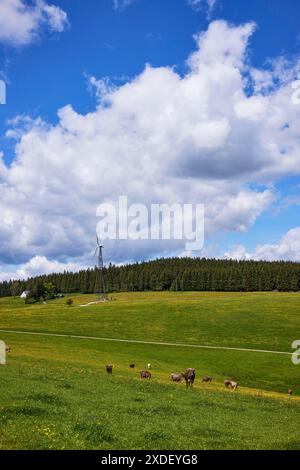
0 0 300 279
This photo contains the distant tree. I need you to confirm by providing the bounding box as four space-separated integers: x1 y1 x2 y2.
2 257 300 297
10 281 21 298
43 282 57 300
32 282 45 301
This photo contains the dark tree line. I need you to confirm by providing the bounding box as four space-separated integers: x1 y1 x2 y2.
1 257 300 298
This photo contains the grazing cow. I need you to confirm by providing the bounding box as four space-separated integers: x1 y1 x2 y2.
288 389 293 396
130 364 135 369
171 373 184 383
5 346 11 353
147 363 152 370
182 368 196 388
106 364 113 375
202 375 212 383
140 370 151 380
224 380 238 390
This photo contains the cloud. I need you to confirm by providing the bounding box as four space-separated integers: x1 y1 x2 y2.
0 256 85 282
112 0 136 11
187 0 217 18
0 0 69 46
87 75 117 102
224 244 249 261
1 20 300 278
188 20 256 69
225 227 300 262
253 228 300 262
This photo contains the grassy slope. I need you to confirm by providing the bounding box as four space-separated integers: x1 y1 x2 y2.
0 292 300 450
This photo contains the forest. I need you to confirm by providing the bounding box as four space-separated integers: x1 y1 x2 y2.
1 257 300 298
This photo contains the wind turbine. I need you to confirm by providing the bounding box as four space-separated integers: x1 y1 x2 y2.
94 236 107 300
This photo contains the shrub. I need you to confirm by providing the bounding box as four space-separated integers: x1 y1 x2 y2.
25 296 37 304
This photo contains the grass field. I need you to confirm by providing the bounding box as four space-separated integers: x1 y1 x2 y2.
0 291 300 450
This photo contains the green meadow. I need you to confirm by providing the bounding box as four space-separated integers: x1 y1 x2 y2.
0 291 300 450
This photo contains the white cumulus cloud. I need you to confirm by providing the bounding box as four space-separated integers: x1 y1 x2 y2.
225 228 300 262
0 256 85 282
0 0 69 46
1 20 300 279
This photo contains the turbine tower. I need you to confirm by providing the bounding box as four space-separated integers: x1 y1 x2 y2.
94 236 107 300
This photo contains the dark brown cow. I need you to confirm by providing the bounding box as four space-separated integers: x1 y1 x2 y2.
171 373 184 383
140 370 151 379
130 364 135 368
182 368 196 388
202 375 212 383
106 364 113 374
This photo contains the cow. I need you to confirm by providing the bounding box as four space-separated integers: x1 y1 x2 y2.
140 370 151 380
106 364 113 374
224 380 238 390
171 373 184 383
147 363 152 370
288 389 293 396
202 375 212 383
5 346 11 353
182 368 196 388
129 364 135 369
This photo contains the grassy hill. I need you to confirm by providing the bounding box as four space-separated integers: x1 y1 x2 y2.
0 292 300 449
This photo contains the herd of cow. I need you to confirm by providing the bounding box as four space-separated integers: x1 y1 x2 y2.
105 363 239 390
5 346 293 395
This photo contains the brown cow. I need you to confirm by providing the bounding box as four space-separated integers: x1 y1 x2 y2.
106 364 113 374
182 368 196 388
171 373 184 383
224 380 238 390
202 375 212 383
288 389 293 396
129 364 135 368
140 370 151 379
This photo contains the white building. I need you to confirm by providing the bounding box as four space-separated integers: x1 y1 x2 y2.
20 291 30 299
